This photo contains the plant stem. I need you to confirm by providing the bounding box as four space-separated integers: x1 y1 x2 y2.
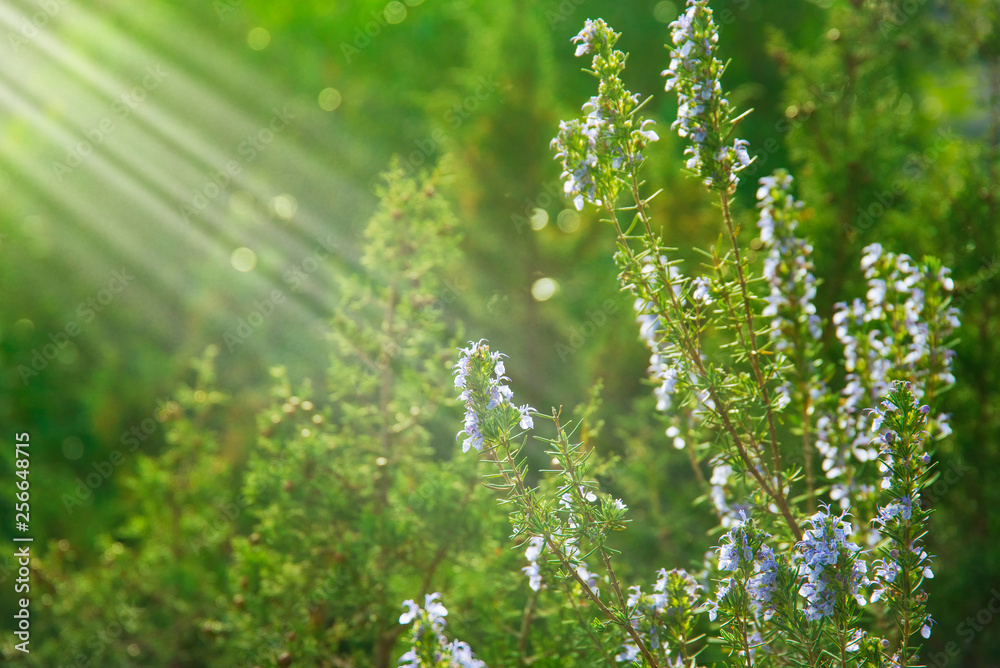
719 191 785 482
552 414 662 668
603 185 803 541
483 436 661 668
517 589 537 665
802 387 816 514
568 588 617 666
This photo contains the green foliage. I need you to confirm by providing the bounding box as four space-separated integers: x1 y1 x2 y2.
223 163 508 668
456 5 961 666
27 348 237 666
5 1 999 666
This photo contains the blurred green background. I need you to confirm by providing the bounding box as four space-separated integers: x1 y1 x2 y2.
0 0 998 665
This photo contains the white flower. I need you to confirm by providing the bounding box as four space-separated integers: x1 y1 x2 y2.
692 276 713 303
861 243 883 272
424 592 448 627
638 118 659 143
522 562 542 591
733 138 751 167
616 643 640 663
398 599 420 625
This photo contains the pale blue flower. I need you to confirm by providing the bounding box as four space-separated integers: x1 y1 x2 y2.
399 599 420 625
627 584 643 609
663 1 749 189
707 577 733 621
747 545 779 619
398 594 486 667
615 643 640 662
522 536 545 591
454 340 534 452
448 640 487 668
517 404 534 430
638 118 659 143
398 649 419 667
424 592 448 628
716 514 752 571
692 276 713 303
571 19 606 57
522 562 541 591
718 543 740 571
576 563 599 597
797 506 868 620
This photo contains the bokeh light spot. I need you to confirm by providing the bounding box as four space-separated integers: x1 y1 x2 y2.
58 342 79 364
384 2 407 24
653 1 677 23
557 209 580 233
247 27 271 51
231 247 257 272
62 436 84 460
896 94 913 116
270 194 298 220
13 319 34 336
531 277 559 302
920 96 943 120
318 87 342 111
530 207 548 230
229 190 255 218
